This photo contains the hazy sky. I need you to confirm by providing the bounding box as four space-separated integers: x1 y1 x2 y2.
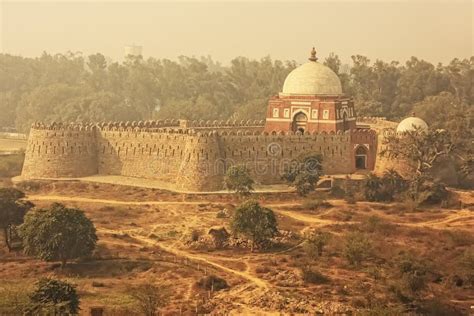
1 0 472 65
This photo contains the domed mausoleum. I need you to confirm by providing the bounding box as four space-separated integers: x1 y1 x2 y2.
264 48 356 133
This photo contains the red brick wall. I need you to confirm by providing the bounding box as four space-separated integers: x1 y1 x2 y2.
264 94 356 133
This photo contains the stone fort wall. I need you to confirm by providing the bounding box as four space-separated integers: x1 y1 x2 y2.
22 120 377 191
22 123 98 178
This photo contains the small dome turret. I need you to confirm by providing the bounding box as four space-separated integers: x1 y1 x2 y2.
396 114 428 133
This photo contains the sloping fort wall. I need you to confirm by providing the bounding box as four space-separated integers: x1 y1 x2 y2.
22 124 98 178
22 120 378 191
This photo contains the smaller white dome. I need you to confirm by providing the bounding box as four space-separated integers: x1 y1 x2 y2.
396 116 428 133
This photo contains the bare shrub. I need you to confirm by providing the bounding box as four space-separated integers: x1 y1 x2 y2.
196 275 228 291
302 198 332 211
130 284 169 316
301 267 330 284
190 229 203 242
303 230 331 259
343 232 373 266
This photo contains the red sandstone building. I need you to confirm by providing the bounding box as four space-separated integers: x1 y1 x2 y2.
264 48 373 170
264 48 356 134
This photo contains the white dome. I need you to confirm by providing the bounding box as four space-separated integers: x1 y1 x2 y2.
396 116 428 133
282 61 342 95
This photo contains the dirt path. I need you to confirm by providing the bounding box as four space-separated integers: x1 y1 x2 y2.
99 228 269 289
135 234 269 289
27 195 211 206
272 209 338 225
402 210 474 229
29 194 473 230
27 194 338 209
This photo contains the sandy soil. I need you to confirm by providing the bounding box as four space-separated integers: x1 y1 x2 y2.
1 181 473 315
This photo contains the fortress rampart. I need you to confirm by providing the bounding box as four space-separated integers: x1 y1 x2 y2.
22 120 378 191
373 128 412 177
22 123 98 178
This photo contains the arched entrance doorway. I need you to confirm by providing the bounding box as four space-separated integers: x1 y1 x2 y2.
355 146 368 169
292 112 308 133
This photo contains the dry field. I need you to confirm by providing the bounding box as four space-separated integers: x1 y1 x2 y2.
1 181 473 315
0 138 27 152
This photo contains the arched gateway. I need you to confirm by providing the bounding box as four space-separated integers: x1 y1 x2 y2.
292 112 308 133
355 146 368 169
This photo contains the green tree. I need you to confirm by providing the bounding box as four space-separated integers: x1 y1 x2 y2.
0 188 33 251
381 127 455 176
28 278 80 315
282 154 323 196
324 52 352 95
394 57 450 115
86 53 107 90
19 203 97 267
230 200 278 252
224 165 254 196
412 92 473 187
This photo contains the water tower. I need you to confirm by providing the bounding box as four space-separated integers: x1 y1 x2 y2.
124 45 143 58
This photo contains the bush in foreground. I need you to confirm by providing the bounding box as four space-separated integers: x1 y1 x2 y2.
301 267 330 284
343 232 373 266
364 170 406 202
303 230 331 259
28 278 80 315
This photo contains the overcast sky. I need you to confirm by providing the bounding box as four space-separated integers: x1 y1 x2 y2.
1 0 472 65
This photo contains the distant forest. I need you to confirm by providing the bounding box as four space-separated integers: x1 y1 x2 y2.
0 52 472 134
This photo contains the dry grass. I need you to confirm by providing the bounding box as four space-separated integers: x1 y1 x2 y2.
0 181 472 314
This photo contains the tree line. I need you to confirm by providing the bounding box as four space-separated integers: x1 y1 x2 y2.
1 52 472 134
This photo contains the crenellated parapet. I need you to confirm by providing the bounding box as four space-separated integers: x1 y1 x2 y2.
22 117 382 191
22 123 99 179
30 121 97 132
182 119 265 129
97 119 180 130
381 127 397 137
357 116 388 123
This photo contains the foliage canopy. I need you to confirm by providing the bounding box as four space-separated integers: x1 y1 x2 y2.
230 200 278 251
224 165 254 196
282 154 323 196
0 188 33 251
28 278 80 315
19 203 97 267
